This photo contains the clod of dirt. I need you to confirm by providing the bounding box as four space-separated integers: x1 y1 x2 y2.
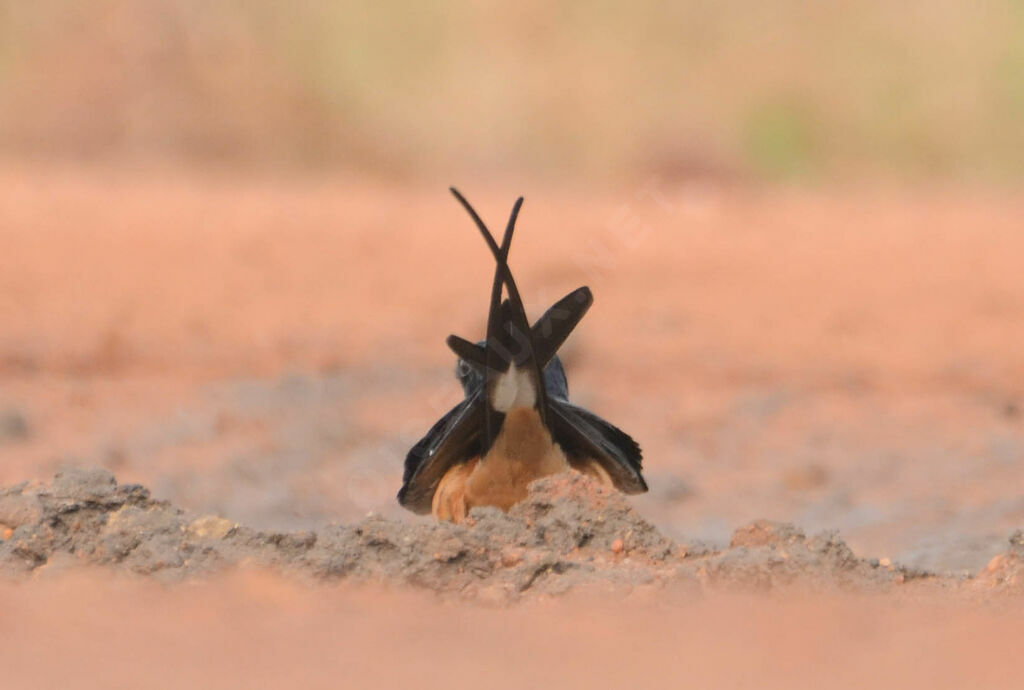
506 473 677 561
975 530 1024 593
1003 400 1020 419
293 474 683 601
0 409 30 443
705 520 905 592
0 469 1020 600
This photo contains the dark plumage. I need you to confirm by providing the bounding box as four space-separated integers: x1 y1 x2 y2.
397 189 647 518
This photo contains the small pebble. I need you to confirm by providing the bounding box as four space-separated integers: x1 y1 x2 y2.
611 538 624 554
501 550 523 567
187 515 235 540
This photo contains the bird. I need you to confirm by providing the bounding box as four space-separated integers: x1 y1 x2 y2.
397 188 647 522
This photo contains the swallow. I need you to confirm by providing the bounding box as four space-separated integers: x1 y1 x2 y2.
397 188 647 522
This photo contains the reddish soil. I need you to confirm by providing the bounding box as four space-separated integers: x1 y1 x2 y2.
1 574 1022 690
1 165 1022 687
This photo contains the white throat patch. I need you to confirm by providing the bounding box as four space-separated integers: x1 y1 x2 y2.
490 363 537 413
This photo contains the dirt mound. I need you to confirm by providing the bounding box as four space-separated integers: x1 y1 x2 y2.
699 520 916 592
0 469 1019 600
975 531 1024 594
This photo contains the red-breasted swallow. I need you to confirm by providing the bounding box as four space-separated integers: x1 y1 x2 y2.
398 189 647 522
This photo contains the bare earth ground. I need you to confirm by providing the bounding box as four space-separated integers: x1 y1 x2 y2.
1 164 1023 687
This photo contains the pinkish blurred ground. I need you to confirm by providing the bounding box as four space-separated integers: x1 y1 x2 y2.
2 165 1022 689
2 166 1021 573
1 573 1022 690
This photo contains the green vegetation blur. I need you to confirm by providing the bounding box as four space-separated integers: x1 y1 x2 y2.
1 0 1022 181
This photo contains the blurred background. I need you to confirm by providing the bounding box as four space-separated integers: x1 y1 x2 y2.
2 0 1023 181
1 0 1022 573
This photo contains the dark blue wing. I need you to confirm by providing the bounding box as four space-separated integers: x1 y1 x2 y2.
542 354 569 400
547 396 647 494
397 388 485 514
